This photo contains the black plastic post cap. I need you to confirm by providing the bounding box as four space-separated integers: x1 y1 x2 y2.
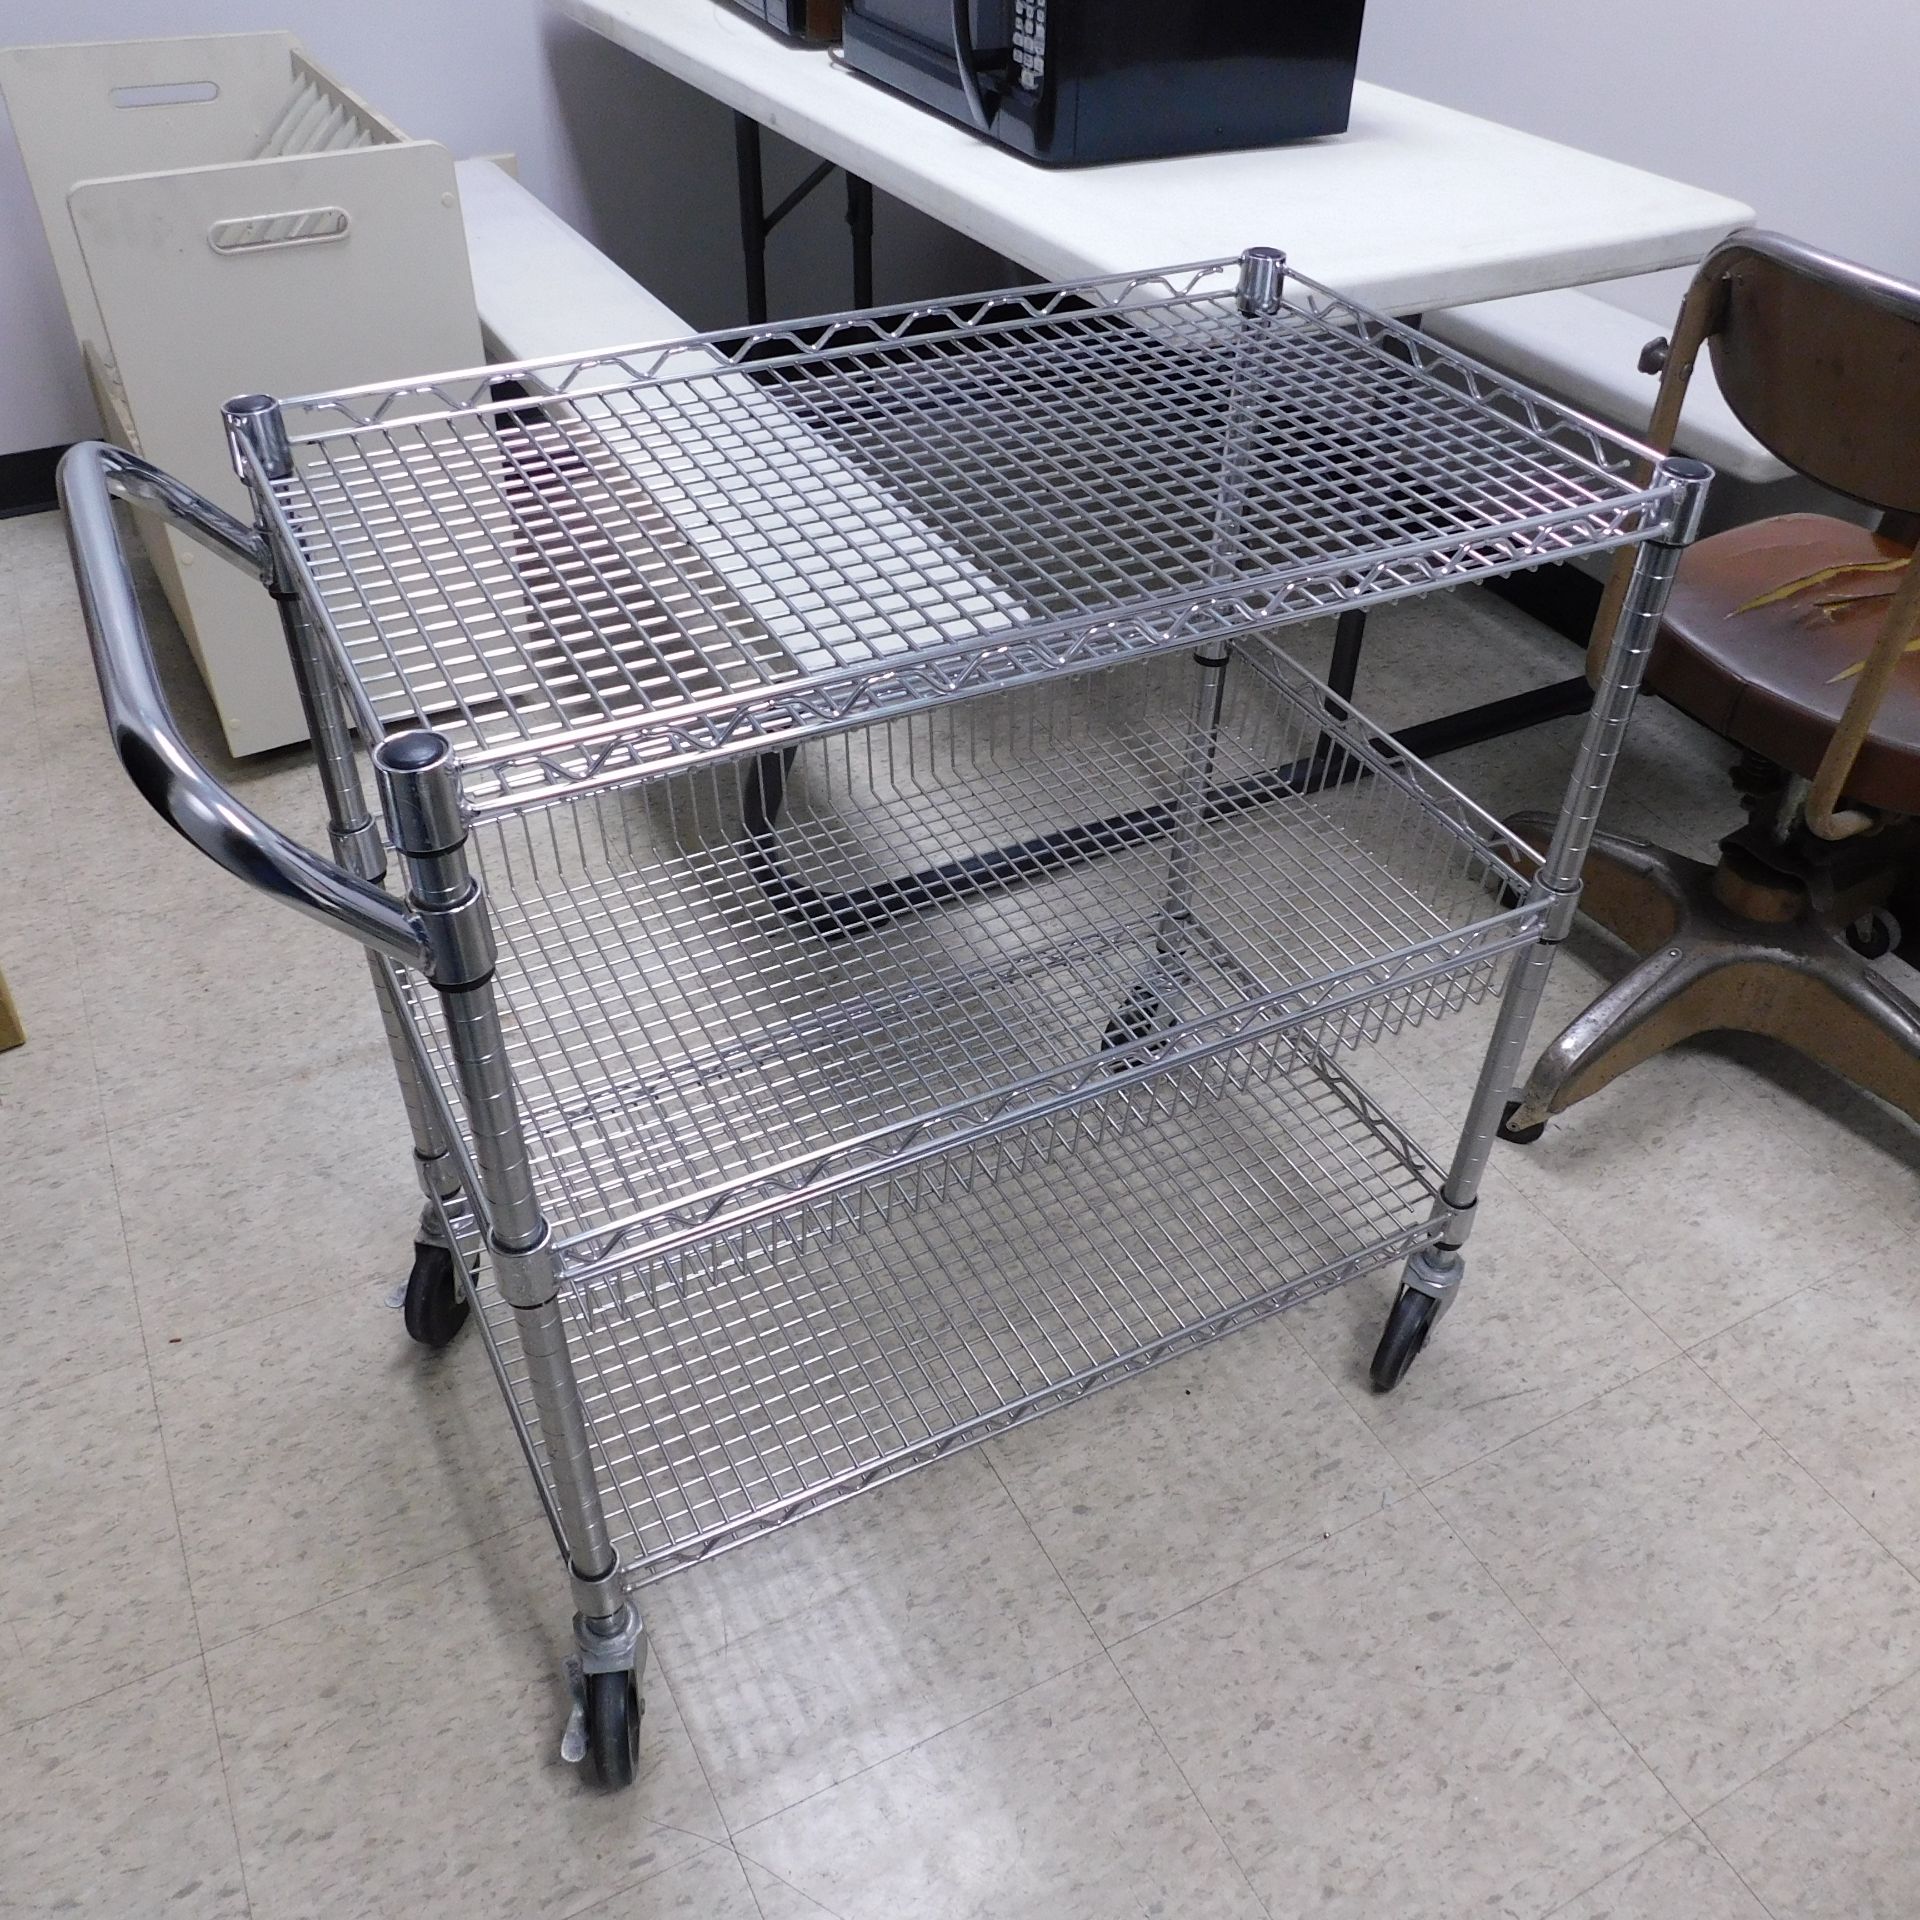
377 730 452 772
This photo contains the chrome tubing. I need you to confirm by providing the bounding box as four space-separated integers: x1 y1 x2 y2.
58 441 432 973
1432 456 1714 1241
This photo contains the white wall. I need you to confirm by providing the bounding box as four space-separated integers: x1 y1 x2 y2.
4 0 1916 456
1358 0 1920 324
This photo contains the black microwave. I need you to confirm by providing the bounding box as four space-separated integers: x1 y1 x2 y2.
839 0 1368 166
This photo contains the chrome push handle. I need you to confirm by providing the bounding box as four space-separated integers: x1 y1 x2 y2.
58 440 433 971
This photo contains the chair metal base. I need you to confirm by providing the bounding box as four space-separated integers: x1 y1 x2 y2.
1503 815 1920 1135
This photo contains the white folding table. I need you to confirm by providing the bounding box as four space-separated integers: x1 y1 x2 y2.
550 0 1755 755
554 0 1751 317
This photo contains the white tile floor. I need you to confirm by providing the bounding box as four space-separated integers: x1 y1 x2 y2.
3 503 1919 1919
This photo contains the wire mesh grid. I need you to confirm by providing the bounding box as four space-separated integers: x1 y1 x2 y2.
469 1042 1443 1582
265 255 1677 812
393 643 1539 1285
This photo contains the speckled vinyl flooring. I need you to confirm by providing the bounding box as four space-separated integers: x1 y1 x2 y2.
4 506 1919 1918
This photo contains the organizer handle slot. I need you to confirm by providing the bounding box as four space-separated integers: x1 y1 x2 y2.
208 205 351 252
110 79 219 108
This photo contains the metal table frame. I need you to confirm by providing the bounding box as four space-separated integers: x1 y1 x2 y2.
734 111 874 326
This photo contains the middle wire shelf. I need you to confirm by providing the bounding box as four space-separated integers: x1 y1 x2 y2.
398 638 1545 1292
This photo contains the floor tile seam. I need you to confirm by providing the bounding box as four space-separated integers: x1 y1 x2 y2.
1401 1364 1668 1490
1101 1643 1277 1920
1431 1352 1920 1822
92 1108 225 1681
1407 1481 1692 1829
644 1652 740 1850
545 1830 747 1920
2 1646 207 1736
1681 1352 1920 1584
1263 1298 1442 1487
1668 1347 1920 1588
1416 1346 1704 1502
94 1031 401 1139
1096 1477 1423 1656
1534 1824 1680 1919
723 1643 1117 1845
185 1510 554 1661
1364 1119 1708 1363
204 1688 262 1920
11 873 115 1137
1707 1828 1785 1920
977 1446 1107 1646
1378 1220 1688 1484
1541 1818 1783 1920
137 1259 436 1368
97 1132 260 1919
1791 1213 1916 1297
1686 1058 1920 1230
1678 1272 1831 1358
725 1849 849 1920
1684 1648 1920 1833
980 1447 1278 1914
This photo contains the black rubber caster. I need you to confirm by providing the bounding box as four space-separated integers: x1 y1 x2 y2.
585 1667 642 1790
402 1240 471 1349
1370 1284 1441 1394
1496 1097 1547 1146
1846 909 1900 961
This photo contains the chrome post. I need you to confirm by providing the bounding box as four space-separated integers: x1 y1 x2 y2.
1156 644 1231 947
1153 250 1289 952
1236 244 1287 319
1412 459 1713 1292
374 732 631 1638
224 394 462 1246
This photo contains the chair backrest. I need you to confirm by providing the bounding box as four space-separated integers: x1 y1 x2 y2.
1701 232 1920 515
1585 230 1920 835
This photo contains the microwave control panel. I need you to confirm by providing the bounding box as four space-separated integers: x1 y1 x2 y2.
1011 0 1046 90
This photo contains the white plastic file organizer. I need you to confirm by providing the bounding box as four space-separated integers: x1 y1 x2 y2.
64 252 1711 1785
1 31 480 752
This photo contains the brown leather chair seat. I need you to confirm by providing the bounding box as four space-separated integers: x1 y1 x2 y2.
1653 513 1920 813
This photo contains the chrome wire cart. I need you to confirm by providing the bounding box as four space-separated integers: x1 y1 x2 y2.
64 249 1710 1787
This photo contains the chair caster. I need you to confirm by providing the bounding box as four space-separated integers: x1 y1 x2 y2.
1847 908 1901 962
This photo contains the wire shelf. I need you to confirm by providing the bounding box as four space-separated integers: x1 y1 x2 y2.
466 1043 1443 1583
394 643 1540 1285
264 255 1680 813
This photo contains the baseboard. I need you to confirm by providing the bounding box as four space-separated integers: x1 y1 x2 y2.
0 444 66 520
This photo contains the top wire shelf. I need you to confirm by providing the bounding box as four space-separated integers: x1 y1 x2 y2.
261 252 1683 814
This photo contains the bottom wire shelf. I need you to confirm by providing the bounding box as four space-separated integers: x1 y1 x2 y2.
470 1041 1443 1585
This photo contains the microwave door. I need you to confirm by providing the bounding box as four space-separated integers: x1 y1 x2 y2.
856 0 1016 113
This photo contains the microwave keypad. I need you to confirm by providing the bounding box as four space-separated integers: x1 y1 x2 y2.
1012 0 1045 89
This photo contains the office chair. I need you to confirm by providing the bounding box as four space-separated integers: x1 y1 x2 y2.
1501 230 1920 1141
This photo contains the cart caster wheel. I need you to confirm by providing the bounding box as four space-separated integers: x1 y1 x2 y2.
402 1240 471 1349
1370 1284 1440 1394
585 1667 642 1790
1496 1098 1547 1146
